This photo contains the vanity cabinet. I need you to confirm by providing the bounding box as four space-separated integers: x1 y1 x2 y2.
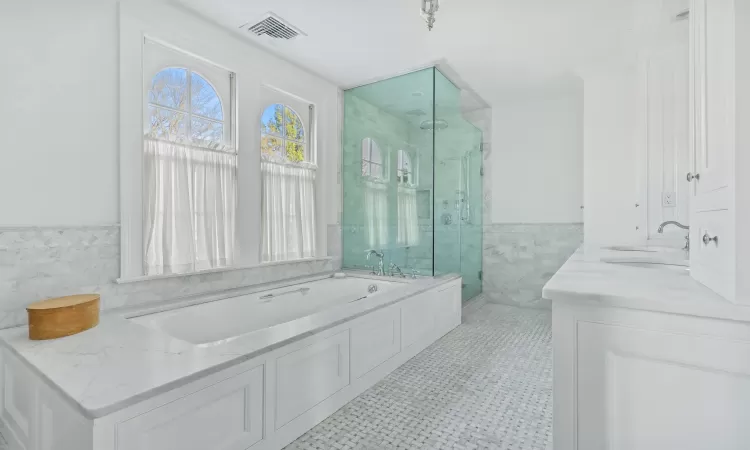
554 302 750 450
688 0 749 303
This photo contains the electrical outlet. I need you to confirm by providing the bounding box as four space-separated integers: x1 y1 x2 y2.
662 192 676 207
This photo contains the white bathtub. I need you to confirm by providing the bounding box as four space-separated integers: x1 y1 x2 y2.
130 275 403 346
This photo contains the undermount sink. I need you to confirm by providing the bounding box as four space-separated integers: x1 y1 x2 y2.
602 258 689 272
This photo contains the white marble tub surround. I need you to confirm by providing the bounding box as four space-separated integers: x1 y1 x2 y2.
542 247 749 320
0 272 458 420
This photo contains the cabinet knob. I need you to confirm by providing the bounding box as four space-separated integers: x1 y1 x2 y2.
687 172 701 182
702 233 718 245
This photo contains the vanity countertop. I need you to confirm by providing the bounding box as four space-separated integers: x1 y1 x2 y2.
0 272 460 420
543 246 750 322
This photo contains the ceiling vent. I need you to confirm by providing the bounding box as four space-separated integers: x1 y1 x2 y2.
241 13 306 40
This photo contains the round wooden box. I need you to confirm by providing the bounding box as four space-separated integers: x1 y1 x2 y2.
26 294 100 340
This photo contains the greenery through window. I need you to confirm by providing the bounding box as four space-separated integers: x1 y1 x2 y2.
147 67 226 149
261 104 306 162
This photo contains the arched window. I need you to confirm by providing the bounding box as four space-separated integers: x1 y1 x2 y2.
361 138 385 179
397 149 414 186
261 104 306 162
147 68 226 149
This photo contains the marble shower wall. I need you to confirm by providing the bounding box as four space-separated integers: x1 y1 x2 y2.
0 226 333 329
482 224 583 309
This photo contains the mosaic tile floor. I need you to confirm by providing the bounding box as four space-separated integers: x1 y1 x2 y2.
286 300 553 450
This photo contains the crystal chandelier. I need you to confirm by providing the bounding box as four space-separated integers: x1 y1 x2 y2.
421 0 440 31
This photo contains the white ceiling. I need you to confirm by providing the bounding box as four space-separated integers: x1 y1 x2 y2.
176 0 646 107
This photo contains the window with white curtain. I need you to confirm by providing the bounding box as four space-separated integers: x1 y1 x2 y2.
260 101 317 262
397 149 419 247
143 40 237 276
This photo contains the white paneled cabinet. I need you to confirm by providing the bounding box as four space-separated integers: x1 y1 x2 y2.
274 331 350 429
116 366 264 450
688 0 748 303
0 280 462 450
554 303 750 450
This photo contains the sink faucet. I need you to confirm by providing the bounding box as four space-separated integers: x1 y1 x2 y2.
366 250 385 276
657 221 689 233
657 221 690 253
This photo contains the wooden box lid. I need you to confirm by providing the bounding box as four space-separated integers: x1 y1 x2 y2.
27 294 100 340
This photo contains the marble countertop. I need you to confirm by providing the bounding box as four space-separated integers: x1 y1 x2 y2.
543 246 750 322
0 272 459 419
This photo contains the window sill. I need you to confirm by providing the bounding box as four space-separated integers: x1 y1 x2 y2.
115 256 333 285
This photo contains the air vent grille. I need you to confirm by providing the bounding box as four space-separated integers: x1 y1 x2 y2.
245 14 304 40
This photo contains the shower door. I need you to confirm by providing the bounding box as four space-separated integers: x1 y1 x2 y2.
432 69 483 301
460 143 483 300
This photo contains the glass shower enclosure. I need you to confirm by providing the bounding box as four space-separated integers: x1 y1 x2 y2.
341 67 483 301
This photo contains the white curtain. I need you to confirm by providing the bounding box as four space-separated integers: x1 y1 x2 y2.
397 186 420 247
364 181 389 249
143 138 236 275
261 160 317 262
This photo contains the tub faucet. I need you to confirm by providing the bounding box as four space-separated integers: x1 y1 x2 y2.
366 250 385 276
389 263 405 278
657 221 690 253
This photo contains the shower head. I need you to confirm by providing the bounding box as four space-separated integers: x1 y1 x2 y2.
420 119 449 131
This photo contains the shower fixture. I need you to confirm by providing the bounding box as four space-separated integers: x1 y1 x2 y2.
420 0 440 31
420 119 449 131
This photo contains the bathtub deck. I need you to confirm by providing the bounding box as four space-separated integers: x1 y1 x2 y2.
286 300 552 450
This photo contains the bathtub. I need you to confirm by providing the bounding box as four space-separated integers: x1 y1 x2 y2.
130 274 404 346
0 272 461 450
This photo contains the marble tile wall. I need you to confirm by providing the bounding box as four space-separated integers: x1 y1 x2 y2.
0 226 333 329
482 223 583 309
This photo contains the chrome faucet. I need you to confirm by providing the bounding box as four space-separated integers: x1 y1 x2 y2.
366 250 385 276
657 221 689 233
389 263 405 278
657 221 690 253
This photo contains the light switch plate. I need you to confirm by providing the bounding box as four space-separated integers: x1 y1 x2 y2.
662 191 676 207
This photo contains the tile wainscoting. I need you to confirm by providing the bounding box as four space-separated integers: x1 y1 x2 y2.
483 223 583 309
0 226 333 329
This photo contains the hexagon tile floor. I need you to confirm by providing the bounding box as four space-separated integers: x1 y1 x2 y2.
285 300 553 450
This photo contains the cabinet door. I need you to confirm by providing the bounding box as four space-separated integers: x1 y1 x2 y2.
690 0 734 206
401 292 435 349
351 307 400 379
576 322 750 450
689 0 736 300
116 365 264 450
274 330 350 429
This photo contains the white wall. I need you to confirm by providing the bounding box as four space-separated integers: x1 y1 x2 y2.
582 64 641 246
0 1 340 238
490 84 584 224
0 2 119 226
